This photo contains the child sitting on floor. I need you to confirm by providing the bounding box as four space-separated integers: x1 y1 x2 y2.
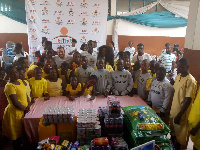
65 74 82 100
47 68 65 97
81 75 97 100
112 59 133 96
92 57 112 97
29 67 50 100
75 56 93 83
133 59 152 100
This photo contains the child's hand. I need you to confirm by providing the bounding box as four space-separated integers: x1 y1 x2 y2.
44 93 50 100
114 91 119 96
90 96 95 100
24 106 30 115
69 96 75 100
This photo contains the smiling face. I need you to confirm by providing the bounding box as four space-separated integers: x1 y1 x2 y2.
57 47 65 59
70 76 78 87
81 56 88 68
97 58 105 69
73 53 81 64
18 69 26 80
117 59 124 71
34 68 42 80
49 68 58 79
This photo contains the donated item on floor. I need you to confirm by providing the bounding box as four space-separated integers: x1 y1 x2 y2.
77 108 101 145
38 117 56 141
57 116 77 143
111 137 129 150
122 106 171 149
98 96 123 137
90 137 111 150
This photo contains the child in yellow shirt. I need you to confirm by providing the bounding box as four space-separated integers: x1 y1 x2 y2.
28 67 50 100
47 68 65 97
81 75 97 100
65 74 82 100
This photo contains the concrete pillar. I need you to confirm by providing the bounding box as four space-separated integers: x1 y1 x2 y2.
111 0 116 16
184 0 200 81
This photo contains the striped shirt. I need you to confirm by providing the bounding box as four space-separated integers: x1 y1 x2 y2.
157 53 176 72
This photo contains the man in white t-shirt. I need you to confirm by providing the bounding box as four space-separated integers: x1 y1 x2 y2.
65 39 78 56
53 46 72 68
131 43 152 63
124 41 135 61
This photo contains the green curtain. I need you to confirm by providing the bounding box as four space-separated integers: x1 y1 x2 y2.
0 0 26 24
108 11 187 28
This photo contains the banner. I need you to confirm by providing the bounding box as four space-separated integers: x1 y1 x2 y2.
25 0 108 60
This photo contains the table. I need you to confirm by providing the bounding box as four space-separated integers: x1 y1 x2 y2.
23 95 147 143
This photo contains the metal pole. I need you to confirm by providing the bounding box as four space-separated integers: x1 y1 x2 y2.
129 0 132 12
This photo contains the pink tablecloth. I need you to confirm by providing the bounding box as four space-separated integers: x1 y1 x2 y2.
23 95 147 143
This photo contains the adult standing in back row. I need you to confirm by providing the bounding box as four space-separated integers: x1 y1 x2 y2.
131 43 152 63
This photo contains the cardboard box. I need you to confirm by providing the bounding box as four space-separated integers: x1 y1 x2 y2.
49 136 60 145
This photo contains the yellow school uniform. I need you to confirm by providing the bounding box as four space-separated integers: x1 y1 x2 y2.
29 77 48 98
2 81 28 140
94 62 114 73
66 83 82 96
188 87 200 149
82 83 93 96
133 76 152 91
47 78 63 97
58 68 72 82
170 74 197 145
23 80 31 102
27 64 47 79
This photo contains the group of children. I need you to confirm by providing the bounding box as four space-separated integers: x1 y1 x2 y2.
0 40 199 150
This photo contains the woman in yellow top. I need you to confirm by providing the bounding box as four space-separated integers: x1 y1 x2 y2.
28 67 50 100
17 65 33 103
80 75 97 100
97 45 114 73
65 74 82 100
58 62 71 84
2 65 30 149
188 86 200 150
47 68 65 97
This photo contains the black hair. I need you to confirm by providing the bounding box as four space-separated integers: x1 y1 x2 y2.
150 60 156 64
15 43 22 50
165 43 171 47
49 67 59 78
73 52 81 58
137 43 144 47
44 41 52 49
98 45 114 67
178 58 189 67
61 62 69 68
17 65 25 72
124 51 130 57
118 51 124 58
111 41 114 47
80 43 87 51
158 67 166 75
72 39 77 43
89 75 97 81
16 57 27 65
0 67 5 73
92 41 97 44
42 37 47 44
69 73 78 79
5 65 15 75
34 67 42 73
57 46 64 50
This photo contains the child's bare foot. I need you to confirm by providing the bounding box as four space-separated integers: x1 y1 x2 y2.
90 96 95 100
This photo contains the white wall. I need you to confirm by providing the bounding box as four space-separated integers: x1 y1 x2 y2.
0 15 27 33
107 19 187 37
0 14 187 37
